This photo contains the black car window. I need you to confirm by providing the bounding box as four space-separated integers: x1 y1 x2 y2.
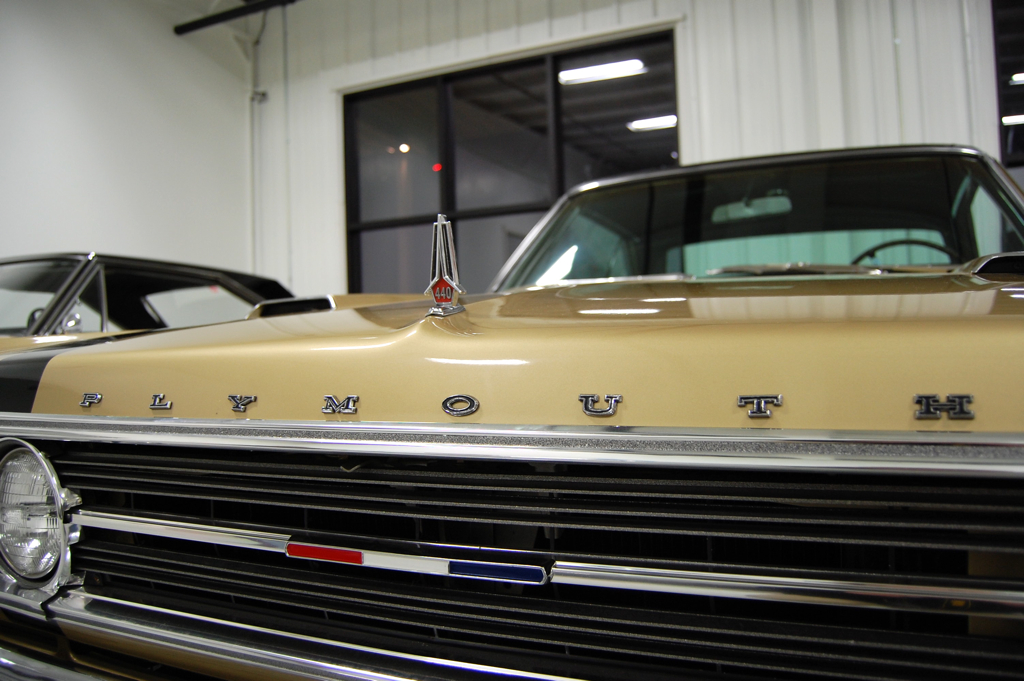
502 184 650 288
55 272 105 334
103 268 252 331
499 155 1024 289
947 157 1024 256
0 260 77 335
660 156 958 275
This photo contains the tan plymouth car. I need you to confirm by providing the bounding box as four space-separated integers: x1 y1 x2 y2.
0 146 1022 681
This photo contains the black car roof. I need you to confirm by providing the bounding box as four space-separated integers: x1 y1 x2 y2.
0 253 291 300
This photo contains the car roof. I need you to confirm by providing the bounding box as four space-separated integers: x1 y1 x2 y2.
0 253 291 300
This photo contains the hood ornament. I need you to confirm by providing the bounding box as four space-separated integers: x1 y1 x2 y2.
425 213 467 317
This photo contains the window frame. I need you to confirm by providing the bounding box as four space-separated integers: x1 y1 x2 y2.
343 31 677 293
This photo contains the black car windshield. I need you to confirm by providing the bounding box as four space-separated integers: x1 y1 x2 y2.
499 154 1024 289
0 260 78 334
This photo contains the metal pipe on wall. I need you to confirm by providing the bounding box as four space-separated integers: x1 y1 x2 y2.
173 0 296 36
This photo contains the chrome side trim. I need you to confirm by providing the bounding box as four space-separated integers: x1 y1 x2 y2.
551 562 1024 619
5 413 1024 476
48 591 582 681
0 643 102 681
72 511 290 552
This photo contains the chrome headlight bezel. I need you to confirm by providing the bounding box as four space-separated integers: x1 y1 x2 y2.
0 445 64 582
0 438 81 616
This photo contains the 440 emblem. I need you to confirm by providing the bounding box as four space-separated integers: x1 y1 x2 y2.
425 213 466 317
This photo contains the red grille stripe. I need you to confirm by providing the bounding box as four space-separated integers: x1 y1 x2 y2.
286 544 363 564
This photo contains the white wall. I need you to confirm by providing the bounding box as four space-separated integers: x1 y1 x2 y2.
0 0 253 273
251 0 1000 296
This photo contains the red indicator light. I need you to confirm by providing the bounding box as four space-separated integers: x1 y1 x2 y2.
432 163 442 172
286 543 363 564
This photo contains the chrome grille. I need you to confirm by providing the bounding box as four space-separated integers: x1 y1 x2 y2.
40 439 1024 680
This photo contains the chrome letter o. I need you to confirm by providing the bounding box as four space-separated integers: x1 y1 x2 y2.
442 394 479 417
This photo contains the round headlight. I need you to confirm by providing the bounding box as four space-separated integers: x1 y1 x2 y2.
0 448 63 580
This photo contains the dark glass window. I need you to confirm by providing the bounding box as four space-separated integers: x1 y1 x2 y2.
359 224 434 294
352 87 440 222
345 33 677 294
456 212 547 292
994 0 1024 167
453 63 549 211
559 39 678 188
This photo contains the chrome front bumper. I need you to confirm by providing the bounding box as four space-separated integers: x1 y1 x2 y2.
3 589 578 681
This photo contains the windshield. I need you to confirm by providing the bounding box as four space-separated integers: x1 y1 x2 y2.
0 260 78 335
500 155 1024 289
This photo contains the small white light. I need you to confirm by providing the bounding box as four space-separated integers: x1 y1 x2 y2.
578 181 600 192
627 115 677 132
1011 73 1024 85
1002 115 1024 126
643 297 687 302
398 143 410 153
558 59 646 85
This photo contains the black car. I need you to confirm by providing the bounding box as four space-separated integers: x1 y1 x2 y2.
0 253 291 346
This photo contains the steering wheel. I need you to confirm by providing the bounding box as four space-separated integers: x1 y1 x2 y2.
851 239 959 265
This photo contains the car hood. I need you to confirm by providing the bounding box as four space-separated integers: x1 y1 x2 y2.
14 272 1024 431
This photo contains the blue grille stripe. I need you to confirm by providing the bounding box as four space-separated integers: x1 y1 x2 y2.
448 561 546 584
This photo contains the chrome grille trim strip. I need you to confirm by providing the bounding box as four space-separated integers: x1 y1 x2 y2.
551 562 1024 620
5 413 1024 475
47 590 583 681
73 510 290 552
71 511 1024 619
72 512 550 586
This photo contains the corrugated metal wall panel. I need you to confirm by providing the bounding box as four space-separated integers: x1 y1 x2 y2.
250 0 999 295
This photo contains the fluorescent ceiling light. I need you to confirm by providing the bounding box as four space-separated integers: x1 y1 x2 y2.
1012 73 1024 85
627 115 678 132
558 59 646 85
1003 115 1024 126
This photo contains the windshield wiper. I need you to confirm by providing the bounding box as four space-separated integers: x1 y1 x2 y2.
707 263 884 276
